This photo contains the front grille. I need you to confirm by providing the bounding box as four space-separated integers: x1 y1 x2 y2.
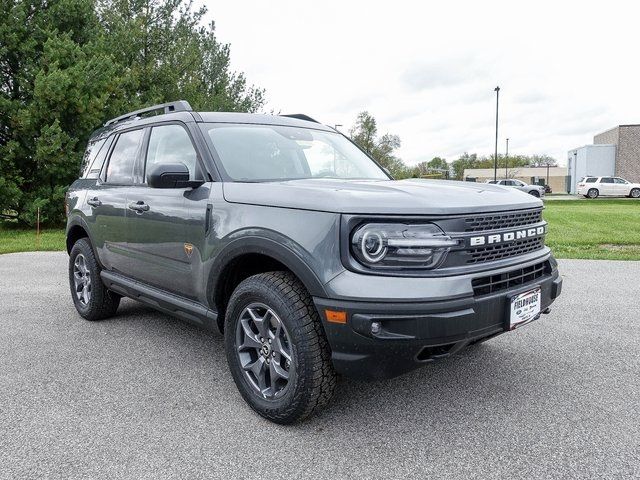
472 261 551 296
464 208 543 232
467 237 545 264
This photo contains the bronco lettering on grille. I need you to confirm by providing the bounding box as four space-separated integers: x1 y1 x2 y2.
469 226 546 246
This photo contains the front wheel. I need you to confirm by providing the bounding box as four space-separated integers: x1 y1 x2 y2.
224 272 337 424
69 238 120 321
630 188 640 198
529 190 540 197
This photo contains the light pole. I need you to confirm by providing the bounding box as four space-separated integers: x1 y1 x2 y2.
493 86 500 182
505 137 509 179
546 163 550 188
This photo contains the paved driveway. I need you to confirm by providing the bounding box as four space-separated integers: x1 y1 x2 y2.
0 252 638 479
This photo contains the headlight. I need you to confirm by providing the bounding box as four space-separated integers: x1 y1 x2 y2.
351 223 459 269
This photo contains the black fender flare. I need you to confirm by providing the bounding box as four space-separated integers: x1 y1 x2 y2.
206 235 328 308
65 216 103 265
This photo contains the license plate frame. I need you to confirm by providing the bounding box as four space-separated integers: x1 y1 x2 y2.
508 287 541 330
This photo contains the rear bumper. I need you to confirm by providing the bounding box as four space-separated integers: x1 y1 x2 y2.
314 262 562 380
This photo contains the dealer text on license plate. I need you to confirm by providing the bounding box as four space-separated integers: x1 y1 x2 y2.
509 287 541 329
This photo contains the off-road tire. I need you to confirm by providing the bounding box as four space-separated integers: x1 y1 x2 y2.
224 271 337 424
587 188 599 199
69 238 120 321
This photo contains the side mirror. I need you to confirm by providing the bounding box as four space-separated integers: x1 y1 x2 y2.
147 163 203 189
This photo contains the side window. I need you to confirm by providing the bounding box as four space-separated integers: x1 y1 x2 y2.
86 136 114 179
145 124 198 181
80 138 106 178
614 178 627 184
600 177 614 184
106 129 144 184
585 177 597 183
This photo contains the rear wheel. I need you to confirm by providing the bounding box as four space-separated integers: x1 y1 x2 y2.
587 188 599 199
630 188 640 198
224 271 337 424
69 238 120 321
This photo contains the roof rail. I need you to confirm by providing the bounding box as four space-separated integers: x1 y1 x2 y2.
280 113 320 124
104 100 193 127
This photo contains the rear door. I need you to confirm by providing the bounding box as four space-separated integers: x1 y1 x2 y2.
599 177 614 195
125 123 209 299
87 128 145 273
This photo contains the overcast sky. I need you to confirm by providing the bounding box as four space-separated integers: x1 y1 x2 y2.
206 0 640 167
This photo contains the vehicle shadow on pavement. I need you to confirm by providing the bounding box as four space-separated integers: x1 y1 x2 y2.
110 298 550 432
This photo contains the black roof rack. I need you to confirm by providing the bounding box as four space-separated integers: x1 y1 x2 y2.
104 100 192 127
280 113 320 124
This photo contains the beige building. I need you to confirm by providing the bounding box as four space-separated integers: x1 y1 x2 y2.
463 166 568 193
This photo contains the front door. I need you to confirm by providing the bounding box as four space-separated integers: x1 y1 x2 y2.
613 177 630 196
126 123 208 299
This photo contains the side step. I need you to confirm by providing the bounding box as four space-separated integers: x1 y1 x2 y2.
101 270 217 329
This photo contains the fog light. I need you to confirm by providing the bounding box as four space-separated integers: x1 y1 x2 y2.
371 322 381 334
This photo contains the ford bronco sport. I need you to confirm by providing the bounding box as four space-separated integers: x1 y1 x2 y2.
66 101 563 423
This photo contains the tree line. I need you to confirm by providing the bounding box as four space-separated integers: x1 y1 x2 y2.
1 0 264 226
349 111 558 181
1 0 557 227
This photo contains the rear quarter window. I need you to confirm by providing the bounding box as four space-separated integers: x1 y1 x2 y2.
585 178 597 183
80 137 108 178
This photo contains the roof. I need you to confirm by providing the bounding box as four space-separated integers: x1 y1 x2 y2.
90 103 334 142
196 112 334 131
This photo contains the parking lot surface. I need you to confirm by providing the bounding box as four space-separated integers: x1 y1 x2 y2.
0 252 638 479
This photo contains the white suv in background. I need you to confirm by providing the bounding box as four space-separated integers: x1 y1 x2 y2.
486 179 546 197
577 176 640 199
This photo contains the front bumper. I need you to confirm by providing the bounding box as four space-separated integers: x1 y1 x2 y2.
314 259 562 380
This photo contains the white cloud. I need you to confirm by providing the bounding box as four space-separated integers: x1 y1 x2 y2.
204 0 640 166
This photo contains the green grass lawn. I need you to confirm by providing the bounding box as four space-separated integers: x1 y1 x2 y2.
0 223 66 254
543 199 640 260
1 199 639 259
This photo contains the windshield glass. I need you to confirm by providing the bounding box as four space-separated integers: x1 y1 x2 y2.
201 123 389 182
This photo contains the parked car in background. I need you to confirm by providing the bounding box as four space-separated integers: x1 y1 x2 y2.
485 179 546 197
577 176 640 198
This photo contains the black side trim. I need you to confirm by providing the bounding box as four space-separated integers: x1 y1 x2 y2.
101 270 217 330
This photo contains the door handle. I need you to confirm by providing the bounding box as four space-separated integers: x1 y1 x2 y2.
128 201 150 213
87 197 101 207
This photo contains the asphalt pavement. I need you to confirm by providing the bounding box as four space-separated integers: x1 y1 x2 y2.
0 252 638 479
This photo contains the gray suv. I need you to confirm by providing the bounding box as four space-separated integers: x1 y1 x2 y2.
66 101 562 423
486 179 546 197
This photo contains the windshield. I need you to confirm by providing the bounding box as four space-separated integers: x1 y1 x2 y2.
200 123 389 182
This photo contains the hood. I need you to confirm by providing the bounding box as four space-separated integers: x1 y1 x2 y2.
222 178 543 215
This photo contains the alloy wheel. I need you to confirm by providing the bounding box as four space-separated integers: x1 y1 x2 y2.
73 254 92 306
235 303 294 399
